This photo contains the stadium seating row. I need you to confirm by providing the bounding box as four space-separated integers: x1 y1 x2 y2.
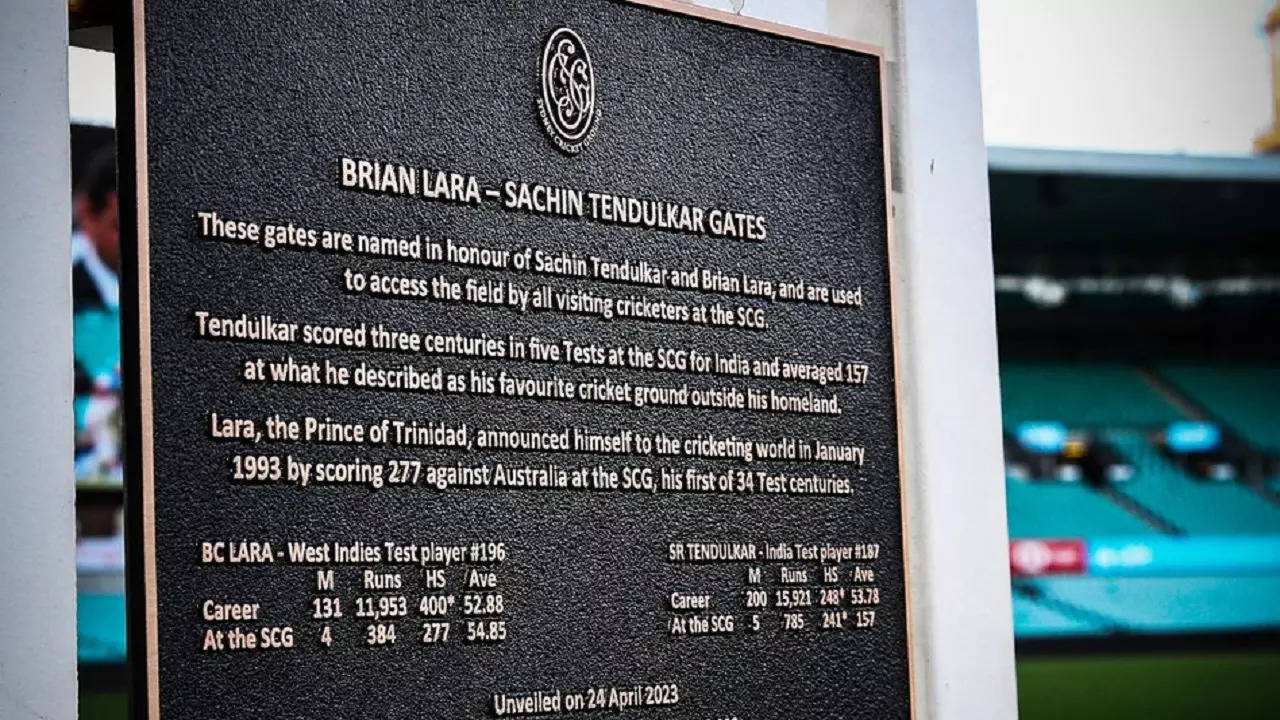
1005 475 1150 537
78 592 126 664
1002 362 1280 538
1000 362 1183 429
1158 363 1280 454
1106 432 1280 535
1015 576 1280 637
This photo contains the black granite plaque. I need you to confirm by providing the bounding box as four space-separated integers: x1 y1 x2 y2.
118 1 908 718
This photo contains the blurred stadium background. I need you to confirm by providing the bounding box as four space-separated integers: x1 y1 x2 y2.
994 147 1280 717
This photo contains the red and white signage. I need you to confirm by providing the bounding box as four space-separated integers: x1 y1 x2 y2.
1009 538 1086 576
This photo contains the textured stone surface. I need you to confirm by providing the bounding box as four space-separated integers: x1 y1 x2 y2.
136 1 905 717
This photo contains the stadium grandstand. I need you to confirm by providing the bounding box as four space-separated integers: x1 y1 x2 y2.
991 147 1280 644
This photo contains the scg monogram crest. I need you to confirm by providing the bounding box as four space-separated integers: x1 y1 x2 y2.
539 27 600 155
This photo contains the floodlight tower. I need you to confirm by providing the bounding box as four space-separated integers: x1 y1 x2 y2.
1256 2 1280 152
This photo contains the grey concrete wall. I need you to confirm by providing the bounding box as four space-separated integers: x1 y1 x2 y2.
0 1 77 717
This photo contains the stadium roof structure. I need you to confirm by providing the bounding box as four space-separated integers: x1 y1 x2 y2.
989 146 1280 183
988 146 1280 272
988 146 1280 356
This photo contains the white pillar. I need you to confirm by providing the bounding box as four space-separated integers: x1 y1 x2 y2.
890 1 1019 717
0 2 77 718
